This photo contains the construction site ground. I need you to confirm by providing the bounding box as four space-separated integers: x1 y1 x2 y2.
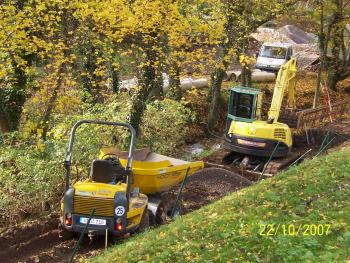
1 71 350 262
1 116 350 262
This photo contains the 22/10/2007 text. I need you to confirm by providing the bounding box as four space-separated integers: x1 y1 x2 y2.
258 224 331 236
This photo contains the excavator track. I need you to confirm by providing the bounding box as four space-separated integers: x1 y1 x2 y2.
262 152 303 175
206 149 304 178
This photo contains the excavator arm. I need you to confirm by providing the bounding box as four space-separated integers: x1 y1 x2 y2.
267 58 297 123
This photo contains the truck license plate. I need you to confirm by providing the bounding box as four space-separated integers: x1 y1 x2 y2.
79 217 106 226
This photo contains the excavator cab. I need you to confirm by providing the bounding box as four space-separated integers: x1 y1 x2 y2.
226 87 263 133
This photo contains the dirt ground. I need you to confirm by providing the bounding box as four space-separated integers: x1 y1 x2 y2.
1 73 350 262
174 168 252 213
0 214 103 262
0 169 254 263
2 122 349 262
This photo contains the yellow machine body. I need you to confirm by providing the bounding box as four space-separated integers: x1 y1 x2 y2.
60 144 204 237
99 147 204 194
227 119 293 147
60 181 147 232
226 58 297 158
60 120 149 237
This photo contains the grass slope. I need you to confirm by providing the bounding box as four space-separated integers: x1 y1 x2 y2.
90 147 350 263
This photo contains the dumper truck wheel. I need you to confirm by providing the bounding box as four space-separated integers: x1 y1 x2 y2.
155 193 183 225
148 209 156 227
134 209 149 233
58 222 75 240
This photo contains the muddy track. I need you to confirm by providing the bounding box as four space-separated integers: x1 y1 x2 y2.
171 167 253 212
0 214 64 262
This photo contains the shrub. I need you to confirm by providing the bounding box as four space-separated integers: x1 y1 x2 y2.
141 98 195 154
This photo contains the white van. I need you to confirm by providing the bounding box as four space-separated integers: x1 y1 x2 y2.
255 42 293 72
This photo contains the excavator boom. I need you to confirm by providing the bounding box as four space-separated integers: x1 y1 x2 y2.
268 58 297 123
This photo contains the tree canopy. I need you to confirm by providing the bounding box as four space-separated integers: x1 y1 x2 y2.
0 0 348 137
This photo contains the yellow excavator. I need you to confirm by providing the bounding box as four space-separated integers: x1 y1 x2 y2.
224 58 297 173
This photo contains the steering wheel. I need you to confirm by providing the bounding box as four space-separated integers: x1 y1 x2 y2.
100 153 119 160
100 153 127 183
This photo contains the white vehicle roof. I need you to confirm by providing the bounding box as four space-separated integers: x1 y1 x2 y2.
262 42 293 48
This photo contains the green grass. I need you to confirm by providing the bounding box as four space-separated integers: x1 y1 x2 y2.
90 147 350 263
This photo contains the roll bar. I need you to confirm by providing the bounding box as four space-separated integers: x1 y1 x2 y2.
64 120 136 210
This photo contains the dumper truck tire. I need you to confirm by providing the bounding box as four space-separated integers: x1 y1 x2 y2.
148 209 156 226
58 222 75 240
134 209 149 233
155 192 183 225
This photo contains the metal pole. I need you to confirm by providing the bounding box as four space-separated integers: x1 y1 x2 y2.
289 148 313 167
258 141 280 181
305 129 310 145
69 208 95 263
171 167 190 219
319 130 330 151
314 137 335 158
105 229 108 251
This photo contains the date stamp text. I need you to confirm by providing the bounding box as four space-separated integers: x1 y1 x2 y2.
258 224 331 236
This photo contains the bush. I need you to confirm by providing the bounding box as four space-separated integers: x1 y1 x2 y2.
141 98 195 154
0 141 65 225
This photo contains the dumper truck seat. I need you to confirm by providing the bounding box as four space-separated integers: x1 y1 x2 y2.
90 159 115 183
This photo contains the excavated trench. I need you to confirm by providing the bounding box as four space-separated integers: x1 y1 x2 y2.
203 127 349 181
0 126 348 262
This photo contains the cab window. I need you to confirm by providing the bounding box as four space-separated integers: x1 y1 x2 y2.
232 93 254 119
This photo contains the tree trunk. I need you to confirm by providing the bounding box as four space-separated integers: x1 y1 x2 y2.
0 55 30 133
207 67 226 131
246 68 252 87
111 66 120 93
0 114 10 135
129 47 163 135
41 9 69 140
327 69 339 91
326 1 343 91
207 41 230 131
41 69 62 140
129 85 149 136
166 64 182 101
80 43 100 103
240 67 252 87
314 2 325 108
241 67 247 87
146 66 163 101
